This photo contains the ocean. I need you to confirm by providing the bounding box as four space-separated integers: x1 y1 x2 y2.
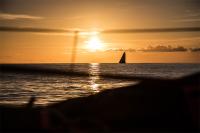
0 63 200 106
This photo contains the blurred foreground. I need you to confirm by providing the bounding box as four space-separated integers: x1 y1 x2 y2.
0 70 199 132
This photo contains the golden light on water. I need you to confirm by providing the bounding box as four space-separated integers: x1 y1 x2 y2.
89 63 100 92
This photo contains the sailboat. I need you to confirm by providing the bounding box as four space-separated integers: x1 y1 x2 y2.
119 52 126 64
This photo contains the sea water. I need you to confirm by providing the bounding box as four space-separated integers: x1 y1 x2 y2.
0 63 200 105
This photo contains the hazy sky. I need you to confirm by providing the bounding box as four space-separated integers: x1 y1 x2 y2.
0 0 200 63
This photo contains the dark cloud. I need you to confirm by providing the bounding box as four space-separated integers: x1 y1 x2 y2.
0 12 43 20
107 45 200 53
102 27 200 34
139 45 188 52
0 26 74 33
190 47 200 52
1 26 200 34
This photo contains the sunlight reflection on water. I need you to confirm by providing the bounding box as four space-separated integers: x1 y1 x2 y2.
89 63 101 92
0 63 199 105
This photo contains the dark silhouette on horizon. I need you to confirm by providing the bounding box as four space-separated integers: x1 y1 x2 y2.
119 52 126 63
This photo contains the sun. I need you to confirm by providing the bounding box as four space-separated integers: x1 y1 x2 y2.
86 35 103 52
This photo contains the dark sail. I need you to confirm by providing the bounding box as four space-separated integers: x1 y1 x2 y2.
119 52 126 63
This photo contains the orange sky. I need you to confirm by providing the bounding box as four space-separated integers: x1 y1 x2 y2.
0 0 200 63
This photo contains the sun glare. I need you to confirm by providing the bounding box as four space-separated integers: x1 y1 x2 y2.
86 35 103 52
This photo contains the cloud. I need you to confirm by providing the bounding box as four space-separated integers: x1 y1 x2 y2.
190 47 200 52
0 12 43 20
106 48 136 52
173 9 200 23
106 45 200 53
139 45 188 52
174 18 200 22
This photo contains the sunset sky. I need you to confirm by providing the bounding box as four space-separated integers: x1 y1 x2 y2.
0 0 200 63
